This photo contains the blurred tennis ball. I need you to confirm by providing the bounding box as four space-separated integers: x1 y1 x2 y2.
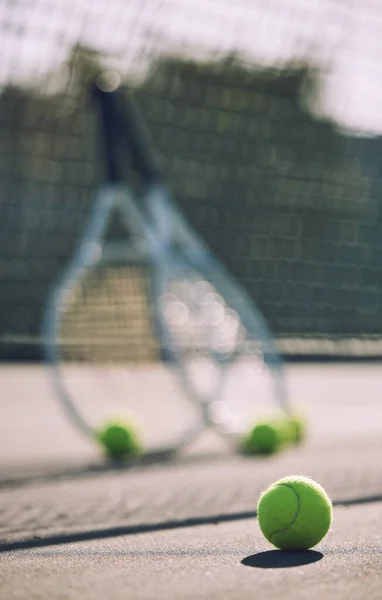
98 419 143 458
281 411 307 445
241 420 286 455
240 408 307 455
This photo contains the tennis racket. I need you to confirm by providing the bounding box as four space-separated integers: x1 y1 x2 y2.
42 71 207 458
42 69 290 459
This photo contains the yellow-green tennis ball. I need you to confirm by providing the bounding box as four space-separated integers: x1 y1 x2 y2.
98 420 142 458
285 412 306 444
241 421 284 455
257 475 333 550
269 415 296 446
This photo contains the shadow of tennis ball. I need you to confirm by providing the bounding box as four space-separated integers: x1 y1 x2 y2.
241 549 323 569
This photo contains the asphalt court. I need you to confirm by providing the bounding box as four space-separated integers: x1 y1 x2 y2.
0 363 381 599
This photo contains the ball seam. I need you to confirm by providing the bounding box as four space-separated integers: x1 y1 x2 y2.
270 483 300 539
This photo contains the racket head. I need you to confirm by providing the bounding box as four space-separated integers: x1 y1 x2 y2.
145 183 289 436
42 184 206 456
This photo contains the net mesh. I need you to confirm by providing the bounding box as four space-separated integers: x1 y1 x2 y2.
1 1 382 360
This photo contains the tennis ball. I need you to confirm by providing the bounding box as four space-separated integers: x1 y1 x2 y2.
241 420 285 455
257 475 333 550
98 420 142 458
284 412 306 445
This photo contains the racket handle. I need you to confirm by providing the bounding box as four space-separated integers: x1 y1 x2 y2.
92 75 161 185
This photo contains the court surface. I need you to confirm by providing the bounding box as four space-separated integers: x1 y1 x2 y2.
0 362 382 599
